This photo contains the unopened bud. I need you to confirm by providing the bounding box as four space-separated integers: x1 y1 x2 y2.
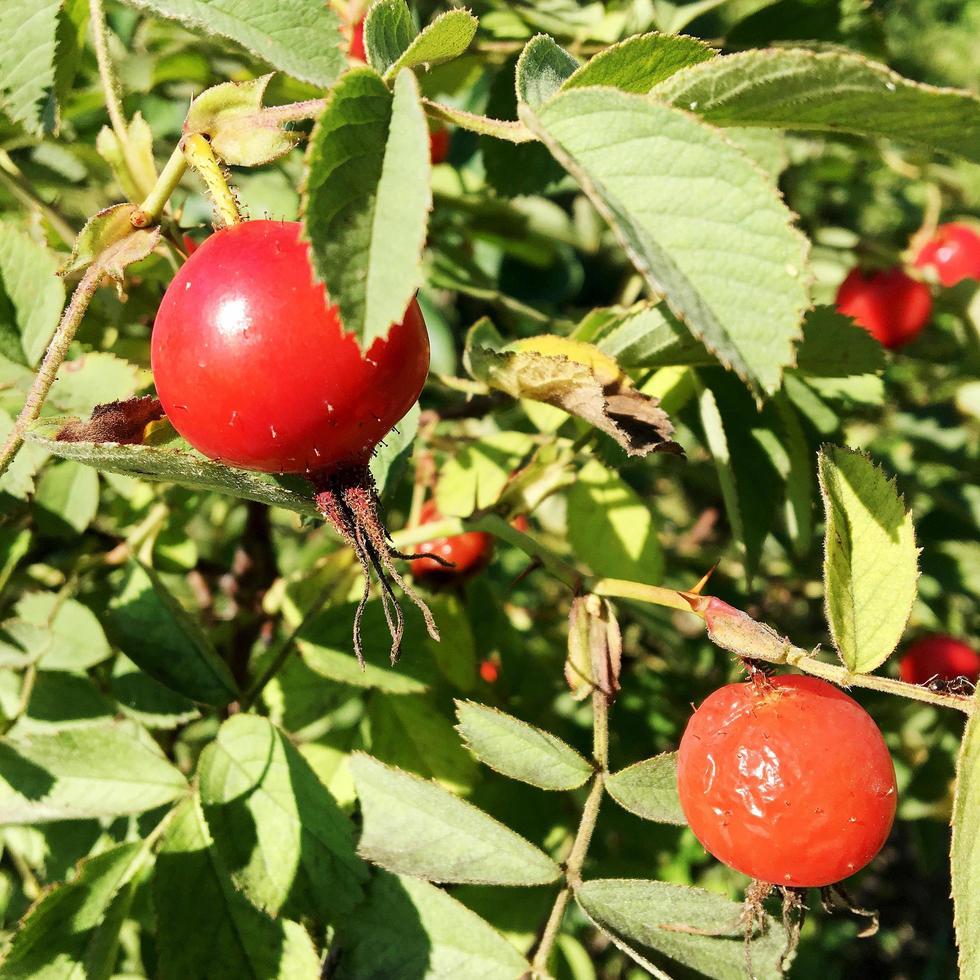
703 597 791 664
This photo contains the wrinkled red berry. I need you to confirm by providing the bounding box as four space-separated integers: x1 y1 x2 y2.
677 675 897 887
835 266 932 349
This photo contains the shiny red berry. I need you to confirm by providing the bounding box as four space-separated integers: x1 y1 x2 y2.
479 658 500 683
899 635 979 685
349 17 366 61
915 223 980 286
429 127 450 165
410 500 494 580
835 266 932 349
151 220 429 474
677 675 897 888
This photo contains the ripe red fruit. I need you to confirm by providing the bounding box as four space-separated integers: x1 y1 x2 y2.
151 220 435 663
915 223 980 286
677 675 897 888
834 266 932 349
349 17 366 61
899 635 979 685
410 500 494 581
152 220 428 475
429 127 450 165
479 658 499 683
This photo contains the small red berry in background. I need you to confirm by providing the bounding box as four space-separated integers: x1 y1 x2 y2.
511 514 530 533
899 635 979 685
151 220 429 474
479 658 499 683
429 127 450 165
410 500 494 581
349 16 366 61
835 267 932 349
181 233 199 256
915 223 980 286
677 675 897 888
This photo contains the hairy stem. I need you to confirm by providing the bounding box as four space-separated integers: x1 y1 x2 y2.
531 690 609 976
0 263 105 477
181 134 241 228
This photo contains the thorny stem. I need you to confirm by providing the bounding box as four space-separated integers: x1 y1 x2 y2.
531 689 610 977
0 262 105 478
181 134 242 228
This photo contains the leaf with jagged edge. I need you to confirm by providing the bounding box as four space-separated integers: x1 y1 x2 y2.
118 0 346 87
818 446 918 673
562 32 715 94
605 754 685 825
364 0 416 76
184 75 298 167
349 753 561 885
61 205 161 283
385 9 478 81
515 35 578 109
303 67 431 349
0 0 60 136
654 48 980 163
523 87 810 396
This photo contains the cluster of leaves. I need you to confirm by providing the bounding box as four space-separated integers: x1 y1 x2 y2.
0 0 977 978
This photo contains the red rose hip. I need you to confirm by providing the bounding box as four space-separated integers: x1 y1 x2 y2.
410 500 493 581
677 675 897 888
915 223 980 286
835 266 932 349
899 635 979 685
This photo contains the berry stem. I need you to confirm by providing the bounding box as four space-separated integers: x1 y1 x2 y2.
131 146 187 228
181 134 242 228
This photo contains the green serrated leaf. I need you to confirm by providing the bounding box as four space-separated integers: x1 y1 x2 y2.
15 592 111 672
952 689 980 978
794 307 886 378
562 31 714 94
0 721 187 823
385 9 478 80
110 656 199 730
818 446 918 673
370 401 419 499
198 715 366 919
592 303 714 369
336 871 531 979
368 694 478 794
0 0 60 135
605 754 685 825
184 74 299 167
108 560 239 707
349 753 561 885
654 48 980 163
0 841 147 980
25 418 320 518
524 87 810 395
303 67 431 349
119 0 346 88
364 0 417 76
153 796 321 980
33 461 99 539
0 223 65 366
455 700 593 791
515 35 578 109
576 878 784 980
49 353 143 417
566 459 664 585
435 431 535 517
0 527 30 598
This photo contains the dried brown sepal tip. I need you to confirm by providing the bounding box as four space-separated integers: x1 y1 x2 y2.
56 396 164 445
820 884 880 939
565 594 622 702
313 463 445 667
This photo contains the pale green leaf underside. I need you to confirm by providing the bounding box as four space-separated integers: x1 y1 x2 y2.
26 419 319 518
0 842 145 980
605 753 685 825
577 878 784 980
455 700 593 791
386 9 478 79
154 796 320 980
527 88 809 394
119 0 346 87
336 871 531 979
952 691 980 979
0 222 65 366
516 35 578 109
198 715 365 918
0 0 60 135
304 68 431 349
562 31 715 94
365 0 416 76
0 722 187 823
818 447 918 673
349 753 561 885
655 48 980 163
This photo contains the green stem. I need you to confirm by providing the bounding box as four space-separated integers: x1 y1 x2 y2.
181 134 242 228
592 577 695 613
531 689 609 977
0 262 106 478
131 145 187 228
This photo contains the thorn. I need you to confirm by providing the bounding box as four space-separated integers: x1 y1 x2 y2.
689 563 718 595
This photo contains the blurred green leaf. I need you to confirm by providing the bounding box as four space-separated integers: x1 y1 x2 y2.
435 431 535 516
15 593 111 671
350 753 561 884
33 461 99 539
49 353 143 417
110 655 199 730
0 1 61 136
455 700 593 790
818 446 918 673
605 753 685 825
